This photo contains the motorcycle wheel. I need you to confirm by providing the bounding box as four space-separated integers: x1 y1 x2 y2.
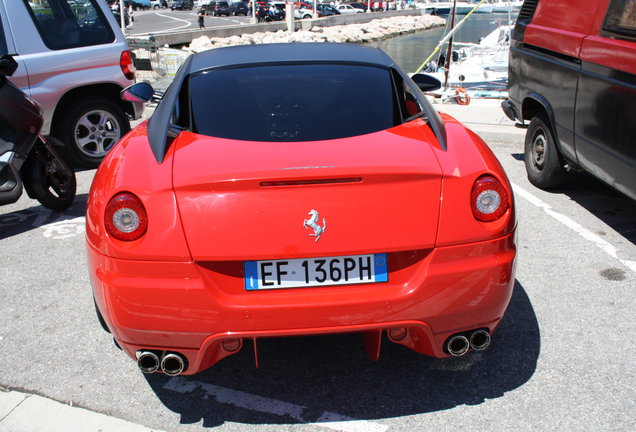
23 137 77 211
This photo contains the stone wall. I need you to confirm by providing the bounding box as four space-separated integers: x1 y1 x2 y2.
188 14 445 52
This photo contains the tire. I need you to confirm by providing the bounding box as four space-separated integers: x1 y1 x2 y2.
22 137 77 211
55 97 130 169
524 114 566 189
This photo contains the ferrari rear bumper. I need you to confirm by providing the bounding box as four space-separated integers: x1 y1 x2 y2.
88 231 516 375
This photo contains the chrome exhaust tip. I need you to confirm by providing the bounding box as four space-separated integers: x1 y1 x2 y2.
469 330 491 351
161 352 186 376
446 335 470 357
137 351 160 374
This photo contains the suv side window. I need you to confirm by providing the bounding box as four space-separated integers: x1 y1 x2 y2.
602 0 636 41
22 0 115 50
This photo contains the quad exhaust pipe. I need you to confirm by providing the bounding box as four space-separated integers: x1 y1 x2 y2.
446 335 470 356
137 351 160 374
137 351 187 376
161 352 187 376
445 329 491 356
469 329 491 351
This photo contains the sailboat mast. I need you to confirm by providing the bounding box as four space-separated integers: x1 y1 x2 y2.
443 0 458 89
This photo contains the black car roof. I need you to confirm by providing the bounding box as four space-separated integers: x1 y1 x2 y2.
146 43 447 163
188 43 397 73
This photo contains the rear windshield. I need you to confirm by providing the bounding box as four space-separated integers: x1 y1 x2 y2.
189 64 397 141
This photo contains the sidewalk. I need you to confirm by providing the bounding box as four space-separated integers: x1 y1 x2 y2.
431 97 526 143
0 389 162 432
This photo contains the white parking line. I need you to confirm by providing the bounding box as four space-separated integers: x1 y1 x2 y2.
129 12 193 36
512 183 636 273
163 377 388 432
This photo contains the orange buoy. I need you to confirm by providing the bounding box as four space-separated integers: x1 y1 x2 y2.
455 87 471 105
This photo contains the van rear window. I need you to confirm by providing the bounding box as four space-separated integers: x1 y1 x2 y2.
603 0 636 40
23 0 115 50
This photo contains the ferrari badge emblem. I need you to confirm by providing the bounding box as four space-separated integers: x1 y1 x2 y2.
303 209 326 242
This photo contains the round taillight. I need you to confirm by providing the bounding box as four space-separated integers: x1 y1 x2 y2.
104 193 148 241
120 50 136 81
470 176 509 222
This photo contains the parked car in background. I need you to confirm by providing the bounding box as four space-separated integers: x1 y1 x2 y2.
504 0 636 201
229 1 248 15
294 3 317 19
150 0 168 9
316 3 340 16
0 0 143 168
128 0 152 9
336 4 362 13
349 2 368 12
204 0 230 15
171 0 194 10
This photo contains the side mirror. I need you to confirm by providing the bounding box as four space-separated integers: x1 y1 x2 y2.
121 82 155 103
0 55 18 77
411 73 442 92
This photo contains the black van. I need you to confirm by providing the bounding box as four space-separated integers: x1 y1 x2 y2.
204 1 230 15
171 0 194 10
503 0 636 200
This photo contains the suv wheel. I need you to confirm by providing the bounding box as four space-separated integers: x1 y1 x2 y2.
524 114 566 189
56 97 130 169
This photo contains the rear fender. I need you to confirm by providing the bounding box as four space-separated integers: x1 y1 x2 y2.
432 115 516 247
86 126 191 261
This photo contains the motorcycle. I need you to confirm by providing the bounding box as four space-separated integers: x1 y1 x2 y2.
0 55 76 211
257 6 285 22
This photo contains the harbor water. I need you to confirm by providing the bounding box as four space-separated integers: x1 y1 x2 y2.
369 12 518 73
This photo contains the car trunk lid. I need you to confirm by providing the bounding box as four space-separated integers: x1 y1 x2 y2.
172 125 443 260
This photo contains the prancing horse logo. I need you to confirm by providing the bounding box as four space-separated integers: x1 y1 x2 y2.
303 209 326 242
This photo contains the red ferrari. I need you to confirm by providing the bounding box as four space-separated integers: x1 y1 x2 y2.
86 43 517 376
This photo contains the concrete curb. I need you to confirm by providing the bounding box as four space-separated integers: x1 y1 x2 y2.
433 99 526 143
0 390 163 432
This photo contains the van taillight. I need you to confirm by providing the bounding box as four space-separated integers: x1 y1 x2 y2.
120 50 136 80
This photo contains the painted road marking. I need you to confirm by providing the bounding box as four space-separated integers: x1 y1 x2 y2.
512 183 636 274
40 216 85 239
129 12 192 36
163 377 388 432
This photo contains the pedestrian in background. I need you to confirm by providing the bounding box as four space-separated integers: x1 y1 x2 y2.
198 7 205 29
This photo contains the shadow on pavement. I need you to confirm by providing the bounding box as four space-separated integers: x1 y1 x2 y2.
511 154 635 246
558 172 636 245
145 280 540 428
0 194 87 241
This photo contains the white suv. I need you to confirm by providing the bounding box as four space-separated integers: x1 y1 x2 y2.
0 0 143 168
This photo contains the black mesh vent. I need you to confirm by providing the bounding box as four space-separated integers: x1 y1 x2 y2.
517 0 540 23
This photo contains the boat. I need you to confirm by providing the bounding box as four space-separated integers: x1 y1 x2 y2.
425 26 511 95
413 1 513 102
455 1 493 14
418 0 453 15
419 0 494 15
487 0 523 13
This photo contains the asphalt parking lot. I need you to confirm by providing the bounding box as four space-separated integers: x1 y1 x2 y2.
1 104 634 431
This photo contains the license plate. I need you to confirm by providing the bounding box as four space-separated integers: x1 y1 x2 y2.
244 253 388 291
